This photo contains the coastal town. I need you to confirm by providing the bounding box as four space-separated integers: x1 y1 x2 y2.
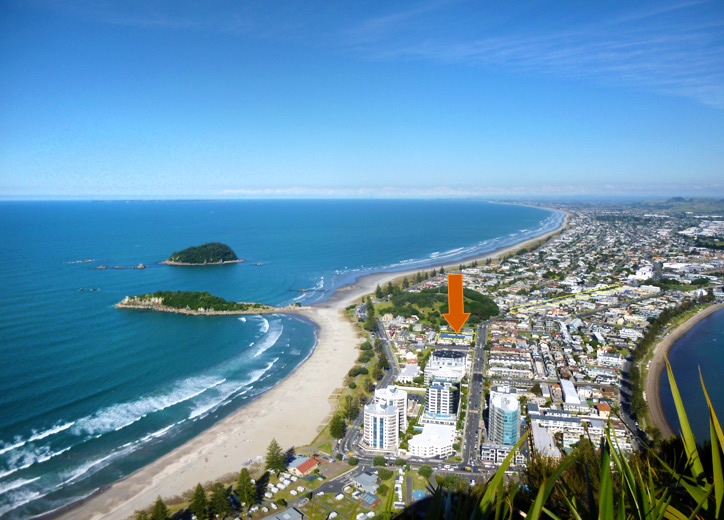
124 201 724 520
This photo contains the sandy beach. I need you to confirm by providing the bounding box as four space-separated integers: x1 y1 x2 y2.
57 210 566 520
644 302 724 440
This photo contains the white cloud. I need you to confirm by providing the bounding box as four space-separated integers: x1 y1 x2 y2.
345 2 724 108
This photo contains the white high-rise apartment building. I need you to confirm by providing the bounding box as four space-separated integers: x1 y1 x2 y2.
374 385 408 431
426 379 458 416
362 401 399 451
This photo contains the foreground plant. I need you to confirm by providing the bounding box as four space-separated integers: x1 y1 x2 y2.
397 357 724 520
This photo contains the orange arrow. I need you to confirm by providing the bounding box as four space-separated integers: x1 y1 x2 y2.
442 273 470 333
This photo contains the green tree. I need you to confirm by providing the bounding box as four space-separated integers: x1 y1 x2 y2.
373 455 386 467
329 414 346 439
378 468 393 480
378 353 390 370
209 482 231 518
375 284 383 298
135 512 149 520
266 438 286 474
418 465 433 478
189 484 207 520
343 395 359 421
364 297 377 331
150 496 168 520
348 457 359 466
363 379 375 393
236 468 256 509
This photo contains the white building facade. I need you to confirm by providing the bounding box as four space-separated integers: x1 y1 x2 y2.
424 350 468 384
362 402 399 452
407 424 456 459
374 385 408 432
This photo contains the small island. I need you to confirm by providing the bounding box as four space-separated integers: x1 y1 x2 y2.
161 242 244 265
116 291 272 315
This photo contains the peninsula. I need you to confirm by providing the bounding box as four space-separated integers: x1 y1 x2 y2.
116 291 272 315
162 242 243 265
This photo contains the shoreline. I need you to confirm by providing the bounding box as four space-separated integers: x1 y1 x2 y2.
114 301 304 315
57 209 567 520
319 209 568 309
160 259 245 266
644 302 724 439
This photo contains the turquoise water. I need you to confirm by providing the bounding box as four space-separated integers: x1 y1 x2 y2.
660 308 724 441
0 200 560 518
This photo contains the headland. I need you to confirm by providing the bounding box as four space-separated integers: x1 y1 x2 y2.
115 292 279 315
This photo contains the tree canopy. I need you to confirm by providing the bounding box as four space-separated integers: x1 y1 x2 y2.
266 438 286 474
189 484 207 520
150 496 168 520
209 482 231 517
418 465 433 478
168 242 238 264
236 468 256 508
131 291 269 312
329 414 346 439
379 286 498 325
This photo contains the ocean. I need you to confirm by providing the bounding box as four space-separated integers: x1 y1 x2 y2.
0 199 561 519
659 307 724 442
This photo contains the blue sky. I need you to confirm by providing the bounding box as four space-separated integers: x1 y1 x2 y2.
1 0 723 199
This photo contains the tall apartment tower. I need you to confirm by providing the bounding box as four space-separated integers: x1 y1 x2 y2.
488 385 520 445
426 379 459 416
374 385 408 432
362 401 399 451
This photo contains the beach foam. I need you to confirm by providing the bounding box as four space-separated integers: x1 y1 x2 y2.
71 376 226 436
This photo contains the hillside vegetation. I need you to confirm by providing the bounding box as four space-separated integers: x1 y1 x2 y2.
133 291 268 312
167 242 239 264
376 286 498 326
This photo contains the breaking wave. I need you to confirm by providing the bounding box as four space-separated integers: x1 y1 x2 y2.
71 376 226 436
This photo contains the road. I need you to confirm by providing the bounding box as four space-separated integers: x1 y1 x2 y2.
461 322 486 466
339 316 493 474
338 318 397 458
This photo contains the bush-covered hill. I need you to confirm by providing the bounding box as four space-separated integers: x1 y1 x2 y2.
377 286 498 326
167 242 239 264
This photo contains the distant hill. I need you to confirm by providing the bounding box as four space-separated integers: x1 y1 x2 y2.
165 242 241 265
633 197 724 213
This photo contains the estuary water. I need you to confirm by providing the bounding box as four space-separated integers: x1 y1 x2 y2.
0 199 561 518
659 307 724 441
